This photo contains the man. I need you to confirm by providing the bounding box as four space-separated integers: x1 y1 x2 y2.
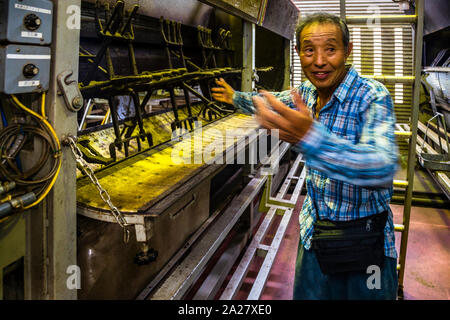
212 13 399 300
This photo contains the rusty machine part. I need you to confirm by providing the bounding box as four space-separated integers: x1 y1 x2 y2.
74 0 288 300
77 0 248 163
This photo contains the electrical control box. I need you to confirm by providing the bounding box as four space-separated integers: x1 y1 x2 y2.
0 0 53 45
0 44 50 94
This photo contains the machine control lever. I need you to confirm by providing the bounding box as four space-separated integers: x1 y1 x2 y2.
23 64 39 78
24 13 42 31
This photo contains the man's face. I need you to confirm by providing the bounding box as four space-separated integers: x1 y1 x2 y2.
296 23 352 93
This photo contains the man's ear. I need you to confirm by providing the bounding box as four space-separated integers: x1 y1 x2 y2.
295 45 300 56
345 42 353 60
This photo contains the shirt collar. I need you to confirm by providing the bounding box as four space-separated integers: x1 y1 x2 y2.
302 65 360 107
332 65 359 104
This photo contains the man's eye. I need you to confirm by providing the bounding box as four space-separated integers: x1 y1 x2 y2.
327 47 336 52
304 48 313 54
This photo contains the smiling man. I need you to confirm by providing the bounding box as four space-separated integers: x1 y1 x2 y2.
212 13 399 300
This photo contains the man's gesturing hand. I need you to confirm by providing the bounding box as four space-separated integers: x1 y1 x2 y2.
252 90 313 144
211 78 235 105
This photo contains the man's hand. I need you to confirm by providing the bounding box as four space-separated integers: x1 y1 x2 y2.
211 78 235 105
253 90 313 144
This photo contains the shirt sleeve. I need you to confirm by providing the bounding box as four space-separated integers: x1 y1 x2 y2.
295 86 399 188
232 89 294 114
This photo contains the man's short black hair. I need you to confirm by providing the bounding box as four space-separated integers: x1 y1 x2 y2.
295 12 350 50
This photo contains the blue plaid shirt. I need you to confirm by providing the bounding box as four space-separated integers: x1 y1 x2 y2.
233 66 398 259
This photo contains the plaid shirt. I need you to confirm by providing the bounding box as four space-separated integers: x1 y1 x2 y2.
233 66 398 259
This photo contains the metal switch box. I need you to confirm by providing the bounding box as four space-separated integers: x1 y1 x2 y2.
0 44 51 94
0 0 53 45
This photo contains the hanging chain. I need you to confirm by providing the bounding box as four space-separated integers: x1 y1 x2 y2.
65 135 131 243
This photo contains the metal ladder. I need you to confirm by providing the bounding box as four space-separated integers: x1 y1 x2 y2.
340 0 424 299
219 151 307 300
78 98 111 131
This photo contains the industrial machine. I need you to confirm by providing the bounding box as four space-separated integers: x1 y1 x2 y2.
0 0 301 299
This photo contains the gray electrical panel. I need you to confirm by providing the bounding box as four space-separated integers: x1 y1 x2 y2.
0 44 51 94
0 0 53 45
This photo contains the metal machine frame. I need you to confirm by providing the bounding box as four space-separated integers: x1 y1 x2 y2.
1 0 298 300
0 0 81 299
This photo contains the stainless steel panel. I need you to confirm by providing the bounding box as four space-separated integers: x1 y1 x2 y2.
262 0 299 40
77 178 211 299
82 0 214 28
199 0 264 23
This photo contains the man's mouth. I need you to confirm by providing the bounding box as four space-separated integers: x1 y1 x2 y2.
312 71 331 80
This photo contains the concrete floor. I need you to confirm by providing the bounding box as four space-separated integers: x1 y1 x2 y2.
392 203 450 300
224 196 450 300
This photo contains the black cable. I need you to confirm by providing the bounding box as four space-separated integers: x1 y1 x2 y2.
0 123 58 187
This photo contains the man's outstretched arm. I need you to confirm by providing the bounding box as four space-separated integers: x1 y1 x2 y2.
211 78 294 114
253 90 398 188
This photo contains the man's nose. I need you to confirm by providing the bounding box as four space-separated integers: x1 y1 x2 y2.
313 52 327 68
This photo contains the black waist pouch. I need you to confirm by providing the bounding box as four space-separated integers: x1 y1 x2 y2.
311 211 388 275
